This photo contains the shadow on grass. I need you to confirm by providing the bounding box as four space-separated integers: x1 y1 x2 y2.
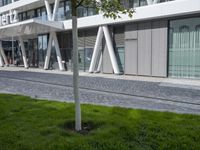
62 120 103 135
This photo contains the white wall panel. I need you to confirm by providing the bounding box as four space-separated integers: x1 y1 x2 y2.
152 20 168 77
138 22 152 76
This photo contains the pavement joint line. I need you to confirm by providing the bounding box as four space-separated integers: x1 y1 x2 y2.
1 75 200 107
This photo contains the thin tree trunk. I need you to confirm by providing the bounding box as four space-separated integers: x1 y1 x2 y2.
72 0 81 131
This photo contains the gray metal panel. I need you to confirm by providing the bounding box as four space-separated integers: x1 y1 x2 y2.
103 45 113 73
125 40 138 75
152 20 168 77
125 23 138 40
138 22 152 76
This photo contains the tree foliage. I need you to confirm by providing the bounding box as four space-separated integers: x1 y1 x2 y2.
74 0 134 19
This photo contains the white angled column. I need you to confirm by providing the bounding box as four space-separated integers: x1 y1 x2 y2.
52 32 64 71
44 0 52 21
44 32 53 70
89 26 104 73
96 53 103 73
52 0 60 21
102 26 120 74
44 0 64 71
0 55 4 67
0 41 9 66
18 36 28 69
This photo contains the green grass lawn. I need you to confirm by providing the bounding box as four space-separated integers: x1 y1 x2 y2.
0 94 200 150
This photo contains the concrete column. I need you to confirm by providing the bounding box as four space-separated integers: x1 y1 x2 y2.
52 32 64 71
0 41 9 66
89 26 103 73
44 32 53 70
18 36 28 69
102 26 120 74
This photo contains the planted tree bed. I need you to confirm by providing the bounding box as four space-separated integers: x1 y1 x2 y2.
0 94 199 150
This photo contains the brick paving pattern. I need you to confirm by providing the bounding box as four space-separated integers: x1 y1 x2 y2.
0 70 199 114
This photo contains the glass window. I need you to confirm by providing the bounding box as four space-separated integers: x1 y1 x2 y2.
113 26 125 73
57 1 65 21
38 35 48 68
87 8 97 16
41 7 47 20
77 6 87 18
27 10 35 19
141 0 147 6
65 0 71 19
36 8 41 18
22 12 27 21
116 46 125 72
18 13 23 21
169 17 200 78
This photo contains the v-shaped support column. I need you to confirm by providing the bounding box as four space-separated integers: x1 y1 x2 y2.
44 33 53 70
18 36 28 69
0 41 9 66
96 53 102 73
89 25 120 74
89 26 104 73
44 0 64 71
103 26 120 74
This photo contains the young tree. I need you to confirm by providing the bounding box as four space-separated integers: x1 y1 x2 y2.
71 0 133 131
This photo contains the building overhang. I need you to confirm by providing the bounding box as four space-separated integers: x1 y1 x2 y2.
63 0 200 30
0 18 64 39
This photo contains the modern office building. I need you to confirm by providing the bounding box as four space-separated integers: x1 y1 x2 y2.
0 0 200 79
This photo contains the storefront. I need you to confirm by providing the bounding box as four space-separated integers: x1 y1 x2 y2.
0 0 200 79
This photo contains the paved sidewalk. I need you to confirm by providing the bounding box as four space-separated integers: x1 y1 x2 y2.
0 67 200 114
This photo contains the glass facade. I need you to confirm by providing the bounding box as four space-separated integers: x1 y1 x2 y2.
28 39 38 67
113 26 125 73
77 28 97 71
116 46 125 72
38 35 48 68
169 17 200 78
0 0 174 7
16 0 97 22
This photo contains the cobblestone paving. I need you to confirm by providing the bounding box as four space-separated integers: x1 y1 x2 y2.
0 70 199 114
